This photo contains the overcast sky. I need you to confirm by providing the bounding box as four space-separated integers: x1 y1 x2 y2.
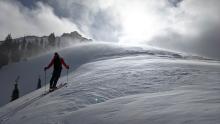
0 0 220 59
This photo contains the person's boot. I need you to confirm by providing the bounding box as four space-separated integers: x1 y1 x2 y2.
52 85 57 90
49 84 54 92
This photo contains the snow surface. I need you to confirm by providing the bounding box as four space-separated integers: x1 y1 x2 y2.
0 42 150 106
0 42 189 106
0 42 220 124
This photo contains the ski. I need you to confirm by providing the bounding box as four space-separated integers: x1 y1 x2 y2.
42 83 67 96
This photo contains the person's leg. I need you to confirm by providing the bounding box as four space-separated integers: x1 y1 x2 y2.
52 76 59 88
50 71 56 89
52 69 61 88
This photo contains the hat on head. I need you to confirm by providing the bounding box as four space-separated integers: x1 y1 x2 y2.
54 52 59 56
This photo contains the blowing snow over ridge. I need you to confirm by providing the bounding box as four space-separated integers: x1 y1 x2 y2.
1 1 220 123
1 42 220 124
1 0 220 59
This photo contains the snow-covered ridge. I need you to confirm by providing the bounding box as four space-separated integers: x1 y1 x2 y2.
0 42 214 107
1 42 220 124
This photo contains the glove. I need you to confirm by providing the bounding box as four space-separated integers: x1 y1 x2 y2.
66 65 70 69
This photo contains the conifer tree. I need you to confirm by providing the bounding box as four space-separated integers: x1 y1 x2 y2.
11 76 20 102
37 76 42 89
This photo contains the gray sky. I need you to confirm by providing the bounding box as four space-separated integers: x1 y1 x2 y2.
0 0 220 59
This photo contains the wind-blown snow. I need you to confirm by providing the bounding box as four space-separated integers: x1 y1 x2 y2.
0 42 146 106
0 42 189 107
0 42 220 124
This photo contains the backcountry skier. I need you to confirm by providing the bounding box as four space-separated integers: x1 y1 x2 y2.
44 52 69 91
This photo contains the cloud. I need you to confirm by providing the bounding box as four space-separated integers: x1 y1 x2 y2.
42 0 177 42
168 0 183 7
0 0 79 40
2 0 180 42
1 0 220 59
150 0 220 59
41 0 121 42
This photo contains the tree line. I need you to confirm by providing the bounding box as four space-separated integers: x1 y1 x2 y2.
0 32 78 68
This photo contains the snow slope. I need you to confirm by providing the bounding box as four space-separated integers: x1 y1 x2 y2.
0 42 189 107
0 42 148 106
1 42 220 124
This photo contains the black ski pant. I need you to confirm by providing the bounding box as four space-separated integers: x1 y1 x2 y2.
50 69 62 88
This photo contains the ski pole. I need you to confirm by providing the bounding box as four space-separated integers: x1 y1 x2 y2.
67 69 69 84
44 70 46 93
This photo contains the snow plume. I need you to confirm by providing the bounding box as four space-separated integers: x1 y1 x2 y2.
2 0 220 59
0 0 79 40
149 0 220 59
41 0 220 59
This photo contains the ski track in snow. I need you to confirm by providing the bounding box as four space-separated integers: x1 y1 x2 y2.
0 42 220 124
0 83 67 123
0 94 44 123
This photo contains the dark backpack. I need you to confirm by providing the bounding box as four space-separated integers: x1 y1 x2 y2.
54 56 62 70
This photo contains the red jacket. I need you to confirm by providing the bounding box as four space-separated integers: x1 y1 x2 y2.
46 56 69 70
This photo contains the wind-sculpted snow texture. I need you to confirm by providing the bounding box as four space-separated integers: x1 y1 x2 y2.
0 42 190 106
0 42 220 124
